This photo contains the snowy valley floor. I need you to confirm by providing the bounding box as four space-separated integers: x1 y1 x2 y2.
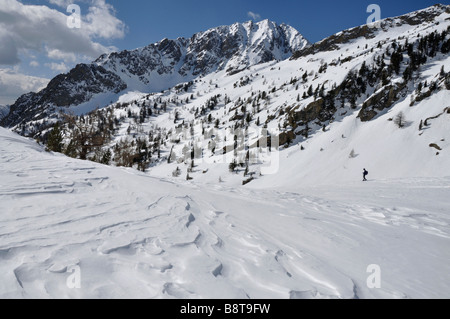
0 127 449 299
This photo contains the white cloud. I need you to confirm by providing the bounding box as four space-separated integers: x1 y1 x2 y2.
46 48 77 63
0 0 126 66
47 0 77 7
0 0 126 104
84 0 127 39
48 0 127 40
0 68 49 105
248 11 261 21
0 0 127 105
45 62 69 73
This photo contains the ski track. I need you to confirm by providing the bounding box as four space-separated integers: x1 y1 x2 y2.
1 129 450 298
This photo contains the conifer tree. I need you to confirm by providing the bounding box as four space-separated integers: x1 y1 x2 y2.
394 112 406 128
307 85 313 97
47 123 63 153
64 139 77 158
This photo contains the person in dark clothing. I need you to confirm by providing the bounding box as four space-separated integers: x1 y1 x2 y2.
363 169 368 181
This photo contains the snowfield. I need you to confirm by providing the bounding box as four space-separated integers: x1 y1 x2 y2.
1 127 449 299
1 5 450 299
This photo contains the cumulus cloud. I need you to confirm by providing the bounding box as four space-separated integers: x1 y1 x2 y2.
46 48 77 63
0 0 126 104
45 62 69 73
84 0 126 39
47 0 78 7
248 11 261 21
0 68 49 105
0 0 126 66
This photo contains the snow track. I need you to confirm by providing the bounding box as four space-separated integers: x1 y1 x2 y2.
0 128 449 298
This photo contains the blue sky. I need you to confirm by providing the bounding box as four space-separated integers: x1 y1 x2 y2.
107 0 445 49
0 0 446 105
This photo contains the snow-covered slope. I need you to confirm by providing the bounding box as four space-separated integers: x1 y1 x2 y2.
1 5 449 299
4 4 447 191
49 3 447 190
1 127 449 299
2 5 447 192
248 86 450 188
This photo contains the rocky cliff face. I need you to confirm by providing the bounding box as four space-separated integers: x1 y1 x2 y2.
97 20 308 79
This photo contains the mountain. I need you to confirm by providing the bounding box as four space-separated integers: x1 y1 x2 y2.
97 19 308 79
1 20 308 128
1 4 449 184
1 4 450 300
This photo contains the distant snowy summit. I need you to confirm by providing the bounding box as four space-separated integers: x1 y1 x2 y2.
1 20 308 128
95 19 309 78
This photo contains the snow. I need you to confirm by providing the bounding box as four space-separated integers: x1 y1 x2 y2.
246 89 450 189
1 126 449 299
1 4 450 299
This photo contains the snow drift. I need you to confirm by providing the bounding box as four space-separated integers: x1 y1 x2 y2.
0 127 449 299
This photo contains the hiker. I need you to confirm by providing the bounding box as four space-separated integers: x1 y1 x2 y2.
363 168 368 181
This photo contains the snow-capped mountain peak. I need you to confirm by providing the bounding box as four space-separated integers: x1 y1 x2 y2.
93 19 309 81
183 19 308 74
0 4 449 300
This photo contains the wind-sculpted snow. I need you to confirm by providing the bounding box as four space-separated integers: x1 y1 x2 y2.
1 127 449 299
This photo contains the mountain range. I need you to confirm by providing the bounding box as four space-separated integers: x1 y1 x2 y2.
1 20 308 128
1 4 449 185
1 3 450 300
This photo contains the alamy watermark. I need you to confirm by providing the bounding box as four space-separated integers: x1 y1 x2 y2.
66 265 81 289
366 264 381 289
366 4 381 28
67 4 81 29
173 124 280 175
